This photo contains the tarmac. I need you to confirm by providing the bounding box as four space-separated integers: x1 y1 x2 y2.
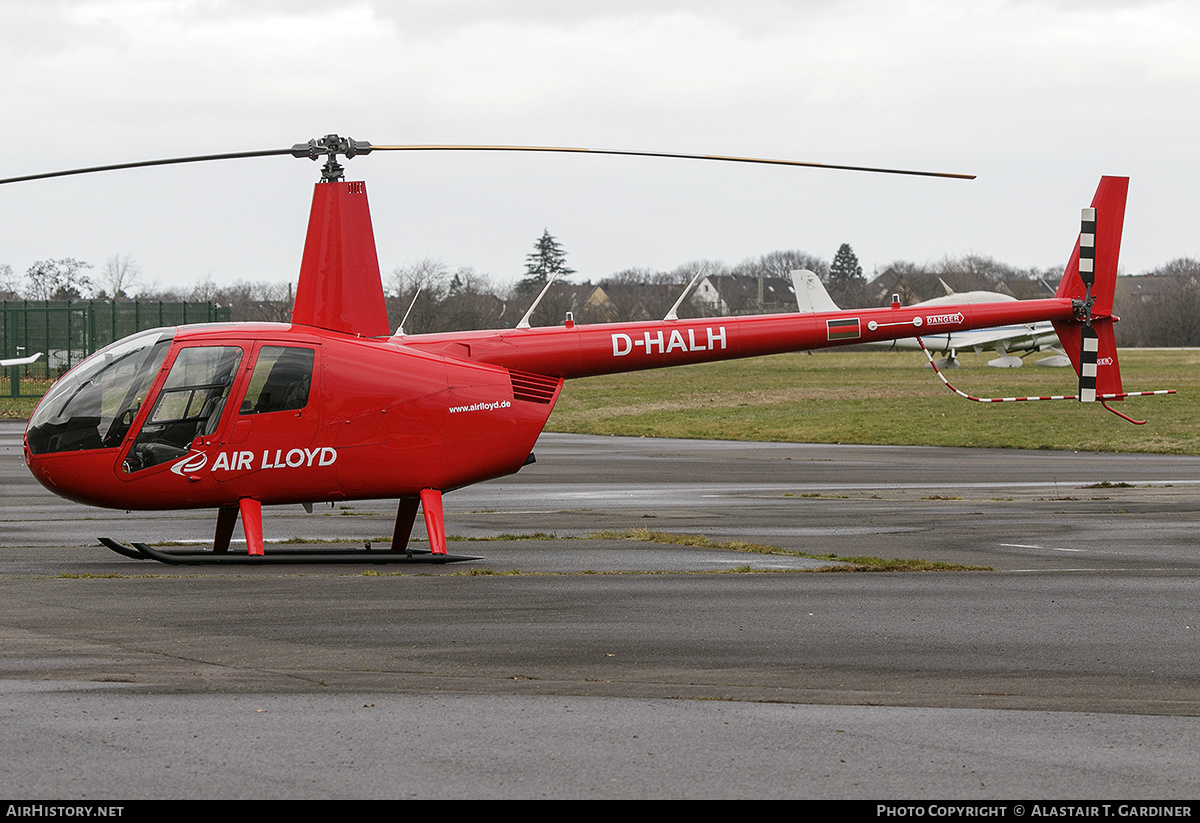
3 422 1200 799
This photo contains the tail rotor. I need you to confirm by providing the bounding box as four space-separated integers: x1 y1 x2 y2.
923 177 1173 423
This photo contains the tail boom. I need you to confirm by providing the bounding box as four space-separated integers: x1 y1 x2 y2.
403 297 1077 379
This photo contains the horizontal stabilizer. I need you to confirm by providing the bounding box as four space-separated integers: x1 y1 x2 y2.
0 352 42 367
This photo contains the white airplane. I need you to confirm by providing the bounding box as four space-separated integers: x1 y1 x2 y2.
0 352 43 368
791 271 1066 369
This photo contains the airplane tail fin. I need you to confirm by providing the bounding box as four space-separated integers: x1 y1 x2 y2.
1050 176 1128 401
792 269 840 312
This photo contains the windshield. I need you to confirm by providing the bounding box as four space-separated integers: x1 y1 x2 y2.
26 329 175 455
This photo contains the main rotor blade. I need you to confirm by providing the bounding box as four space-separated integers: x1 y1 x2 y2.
0 147 297 185
1 138 975 185
368 144 976 180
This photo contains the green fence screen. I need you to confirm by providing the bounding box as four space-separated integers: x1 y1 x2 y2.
2 300 231 397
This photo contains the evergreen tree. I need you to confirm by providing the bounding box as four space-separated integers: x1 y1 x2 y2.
518 229 575 294
827 243 867 308
828 243 862 286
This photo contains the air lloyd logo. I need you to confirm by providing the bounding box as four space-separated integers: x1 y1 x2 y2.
612 326 726 356
924 312 964 326
170 447 337 476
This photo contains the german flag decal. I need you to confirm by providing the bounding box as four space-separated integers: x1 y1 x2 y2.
826 317 860 341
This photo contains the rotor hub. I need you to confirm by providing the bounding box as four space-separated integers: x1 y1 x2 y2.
290 134 373 182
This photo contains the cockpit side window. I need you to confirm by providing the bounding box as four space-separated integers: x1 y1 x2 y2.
123 346 242 472
240 346 314 415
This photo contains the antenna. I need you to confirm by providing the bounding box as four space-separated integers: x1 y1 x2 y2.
396 288 421 335
516 274 559 330
663 262 709 321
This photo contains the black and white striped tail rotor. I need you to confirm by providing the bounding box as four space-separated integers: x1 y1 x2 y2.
1079 207 1096 299
1077 207 1099 403
1079 323 1098 403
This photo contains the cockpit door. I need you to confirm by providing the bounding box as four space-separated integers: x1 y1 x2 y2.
120 345 243 474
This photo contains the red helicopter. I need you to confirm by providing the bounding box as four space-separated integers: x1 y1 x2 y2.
6 135 1169 564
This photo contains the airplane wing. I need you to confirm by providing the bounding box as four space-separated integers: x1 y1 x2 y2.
0 352 43 367
933 324 1060 355
786 276 1062 365
882 323 1061 361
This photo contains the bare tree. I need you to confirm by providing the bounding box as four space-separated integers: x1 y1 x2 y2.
388 258 452 333
0 264 20 299
872 254 1052 307
219 279 292 322
24 258 93 301
181 272 219 303
732 250 828 280
97 254 143 300
871 260 925 306
1117 258 1200 346
441 267 505 330
595 268 661 322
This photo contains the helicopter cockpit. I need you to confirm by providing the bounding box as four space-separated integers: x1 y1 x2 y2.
24 329 249 475
25 328 174 457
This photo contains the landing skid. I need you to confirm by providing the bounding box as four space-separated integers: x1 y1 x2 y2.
98 538 482 565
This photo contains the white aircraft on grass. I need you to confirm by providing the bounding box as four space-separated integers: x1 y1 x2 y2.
791 271 1066 369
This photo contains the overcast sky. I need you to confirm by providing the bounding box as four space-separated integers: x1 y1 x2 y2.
2 0 1197 294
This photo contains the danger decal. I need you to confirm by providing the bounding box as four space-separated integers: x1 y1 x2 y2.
924 312 964 326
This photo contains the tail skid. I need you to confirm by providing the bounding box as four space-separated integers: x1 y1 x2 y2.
915 336 1172 424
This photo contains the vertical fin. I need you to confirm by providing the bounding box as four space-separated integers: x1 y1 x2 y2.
291 181 391 337
1054 177 1126 316
792 269 840 312
1052 177 1128 399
